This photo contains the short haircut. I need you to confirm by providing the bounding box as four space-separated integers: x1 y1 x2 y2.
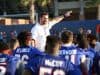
39 12 49 18
61 30 73 43
9 38 19 50
17 31 32 45
77 35 88 49
87 34 97 41
0 40 9 52
45 35 61 54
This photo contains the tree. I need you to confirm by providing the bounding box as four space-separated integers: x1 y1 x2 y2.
79 0 85 20
93 0 100 20
20 0 52 23
86 0 100 20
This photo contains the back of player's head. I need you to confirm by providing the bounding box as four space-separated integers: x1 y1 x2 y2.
77 35 88 49
17 31 32 46
45 35 61 55
87 34 97 41
9 38 19 50
0 40 9 52
61 30 73 43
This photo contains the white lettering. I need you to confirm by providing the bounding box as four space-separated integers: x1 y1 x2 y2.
60 49 77 55
16 48 30 53
45 59 64 67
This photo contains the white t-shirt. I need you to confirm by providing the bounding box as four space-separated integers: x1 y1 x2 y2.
95 42 100 52
31 22 55 52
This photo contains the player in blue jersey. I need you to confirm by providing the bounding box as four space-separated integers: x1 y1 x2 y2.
59 30 85 65
59 30 88 75
0 40 18 75
92 51 100 75
23 35 84 75
77 35 95 75
12 31 44 75
59 30 86 65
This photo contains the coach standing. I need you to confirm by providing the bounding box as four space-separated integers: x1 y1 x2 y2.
31 11 72 52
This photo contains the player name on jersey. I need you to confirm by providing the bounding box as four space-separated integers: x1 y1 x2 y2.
45 59 64 67
60 49 77 55
16 48 31 53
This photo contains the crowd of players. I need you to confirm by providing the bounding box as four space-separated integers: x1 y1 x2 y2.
0 29 99 75
0 12 100 75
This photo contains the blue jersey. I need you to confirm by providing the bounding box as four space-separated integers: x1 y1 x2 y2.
59 45 85 65
26 54 82 75
0 53 18 75
79 48 95 75
93 51 100 75
13 46 43 66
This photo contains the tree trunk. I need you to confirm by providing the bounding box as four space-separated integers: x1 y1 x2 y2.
79 0 85 20
97 4 100 20
29 0 35 24
54 0 58 16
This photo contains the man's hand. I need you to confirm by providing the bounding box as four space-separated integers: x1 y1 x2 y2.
64 10 72 17
51 10 72 24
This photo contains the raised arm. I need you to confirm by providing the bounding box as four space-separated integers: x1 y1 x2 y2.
50 10 72 25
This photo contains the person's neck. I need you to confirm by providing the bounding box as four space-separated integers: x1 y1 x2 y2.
62 42 73 47
2 49 11 55
50 53 58 56
46 51 58 56
20 44 28 47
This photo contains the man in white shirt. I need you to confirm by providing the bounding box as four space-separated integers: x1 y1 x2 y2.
95 41 100 52
31 11 72 52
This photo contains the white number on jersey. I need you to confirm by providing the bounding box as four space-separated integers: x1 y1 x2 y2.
39 67 65 75
15 54 29 65
0 63 6 75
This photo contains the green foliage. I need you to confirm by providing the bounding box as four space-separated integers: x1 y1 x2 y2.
85 0 100 7
36 0 48 7
90 0 100 5
20 0 30 6
20 0 51 7
91 0 100 3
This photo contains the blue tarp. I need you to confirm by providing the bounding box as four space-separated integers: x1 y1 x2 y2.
50 20 100 35
0 20 100 37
